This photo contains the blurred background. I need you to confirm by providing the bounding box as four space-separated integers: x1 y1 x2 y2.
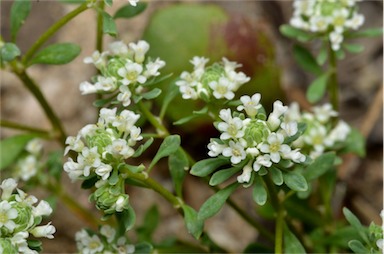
1 1 382 252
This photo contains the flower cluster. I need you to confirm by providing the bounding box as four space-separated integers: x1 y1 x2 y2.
64 108 143 214
290 0 365 50
208 93 306 184
12 139 43 181
284 102 351 159
176 57 250 101
0 178 55 254
75 225 135 254
80 40 165 106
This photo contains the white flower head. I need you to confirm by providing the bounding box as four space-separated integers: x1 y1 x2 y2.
64 135 84 155
129 40 150 64
330 31 343 51
95 163 113 181
144 58 166 77
260 132 291 163
80 81 97 95
100 225 116 243
0 178 18 200
0 200 18 232
32 200 53 217
313 103 338 123
280 121 298 137
237 162 253 183
25 139 43 156
30 222 56 239
237 93 262 117
107 139 134 159
83 50 108 69
118 61 147 85
209 77 236 100
253 154 272 172
18 155 38 181
208 140 226 157
218 115 245 140
117 85 132 107
77 147 101 177
94 76 117 92
128 0 139 7
222 141 246 164
109 41 129 57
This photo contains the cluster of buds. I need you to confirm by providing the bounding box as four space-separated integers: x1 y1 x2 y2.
75 225 135 254
80 40 165 106
208 93 307 184
176 57 250 101
290 0 364 50
285 103 351 159
0 179 55 253
64 108 143 214
12 139 43 181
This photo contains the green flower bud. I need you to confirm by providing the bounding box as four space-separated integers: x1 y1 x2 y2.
0 238 18 253
105 58 126 78
12 203 33 233
201 63 224 88
244 120 270 146
87 129 113 154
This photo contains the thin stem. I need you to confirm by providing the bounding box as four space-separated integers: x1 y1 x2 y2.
137 101 169 137
0 119 51 138
264 175 284 254
22 3 89 64
13 69 67 144
96 0 105 53
328 45 339 115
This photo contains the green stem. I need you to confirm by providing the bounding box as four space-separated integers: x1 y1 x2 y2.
22 3 89 64
264 175 284 254
96 1 105 53
328 45 339 115
13 69 67 144
0 119 51 138
137 101 169 137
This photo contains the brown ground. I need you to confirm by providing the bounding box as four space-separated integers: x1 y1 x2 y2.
0 1 382 253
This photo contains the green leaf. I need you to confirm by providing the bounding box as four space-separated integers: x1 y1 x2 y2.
168 148 188 197
279 24 313 42
198 182 239 220
142 88 162 100
335 49 345 60
81 176 98 189
190 157 229 177
117 206 136 232
346 28 383 39
132 137 154 158
149 135 180 170
343 44 365 54
46 150 63 181
270 167 283 186
182 205 203 239
340 127 366 157
159 80 179 119
102 11 118 37
293 44 322 76
343 207 369 243
317 46 328 65
243 243 273 253
114 3 147 19
27 239 42 252
134 242 153 254
348 240 368 253
284 224 307 253
0 43 21 62
306 72 330 103
0 134 36 170
252 176 267 206
27 43 81 66
283 171 308 192
173 107 208 125
10 0 31 41
137 205 159 242
209 167 240 186
104 0 113 6
303 152 336 181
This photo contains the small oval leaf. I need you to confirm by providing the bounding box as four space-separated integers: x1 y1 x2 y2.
103 11 118 37
190 157 229 177
269 167 283 186
252 176 267 206
306 72 330 103
209 167 240 186
149 135 180 169
0 43 21 62
169 148 189 197
28 43 81 66
283 171 308 192
0 134 37 170
10 0 32 41
114 3 147 19
293 44 322 76
182 205 203 239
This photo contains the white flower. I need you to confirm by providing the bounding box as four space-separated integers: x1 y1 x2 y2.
377 239 384 250
177 84 198 100
112 110 140 133
313 103 338 123
237 94 262 117
128 126 143 146
118 61 147 85
190 56 209 76
128 0 139 6
25 139 43 156
253 154 272 172
0 178 18 200
64 135 84 155
329 31 343 51
237 162 253 183
304 125 327 154
144 58 166 77
83 50 108 69
100 225 116 243
18 155 38 181
222 57 242 73
99 108 117 126
15 189 38 206
129 40 149 63
284 149 306 163
79 124 98 139
225 70 250 88
209 77 236 100
80 81 97 95
0 200 18 232
109 41 129 57
94 76 117 92
95 163 113 180
30 222 56 239
345 13 365 30
114 196 128 212
64 158 84 181
268 100 287 131
260 133 291 163
116 237 135 254
117 85 132 107
76 230 104 254
222 141 246 164
77 147 101 177
309 15 330 32
106 139 134 159
32 200 53 217
280 121 298 137
218 115 245 140
332 8 349 33
325 120 351 147
208 140 226 157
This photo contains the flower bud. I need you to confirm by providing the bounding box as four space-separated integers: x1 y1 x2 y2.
30 222 56 239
